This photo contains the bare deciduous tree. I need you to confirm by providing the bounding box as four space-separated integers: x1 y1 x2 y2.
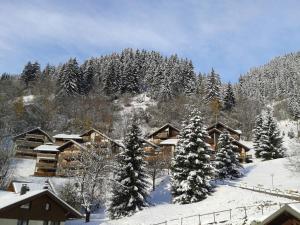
67 144 112 222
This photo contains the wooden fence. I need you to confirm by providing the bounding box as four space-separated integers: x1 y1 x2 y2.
150 201 300 225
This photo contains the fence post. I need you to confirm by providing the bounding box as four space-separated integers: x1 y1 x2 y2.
180 217 183 225
244 207 247 217
165 220 167 225
213 212 216 223
229 209 232 220
198 215 201 225
261 206 264 215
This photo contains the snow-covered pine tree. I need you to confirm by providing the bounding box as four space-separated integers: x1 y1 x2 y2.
258 109 286 160
171 111 214 204
205 68 221 102
223 82 236 111
57 58 82 96
253 113 264 158
288 92 300 119
81 60 94 95
214 131 242 179
21 61 40 87
108 119 149 219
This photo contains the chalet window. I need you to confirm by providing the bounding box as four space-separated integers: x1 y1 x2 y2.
43 221 49 225
17 220 29 225
50 222 60 225
20 202 30 209
45 202 51 211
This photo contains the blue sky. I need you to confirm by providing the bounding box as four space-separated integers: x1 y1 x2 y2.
0 0 300 82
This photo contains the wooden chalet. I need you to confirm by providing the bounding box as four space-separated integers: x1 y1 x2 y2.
146 123 180 163
13 128 53 158
0 187 82 225
259 203 300 225
53 134 83 145
33 144 60 177
147 123 180 145
207 122 241 141
207 122 251 163
56 140 87 176
80 128 124 155
141 138 160 161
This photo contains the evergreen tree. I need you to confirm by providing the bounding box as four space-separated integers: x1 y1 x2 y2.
223 83 236 111
258 109 286 160
205 68 221 102
81 60 94 95
21 61 40 87
57 58 82 96
215 131 242 179
108 119 149 219
171 112 214 204
253 114 264 158
288 92 300 119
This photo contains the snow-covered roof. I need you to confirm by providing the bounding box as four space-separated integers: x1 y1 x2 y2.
13 127 53 142
260 203 300 224
80 128 124 148
57 140 87 151
34 144 59 152
12 181 54 194
53 134 82 140
148 123 180 138
0 189 82 218
207 122 241 136
234 130 242 134
0 190 45 209
159 139 179 146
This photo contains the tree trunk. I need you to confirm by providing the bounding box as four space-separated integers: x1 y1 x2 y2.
85 208 90 223
152 169 156 191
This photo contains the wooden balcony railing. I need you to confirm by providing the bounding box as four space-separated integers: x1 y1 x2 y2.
15 140 43 148
34 171 56 177
36 162 57 169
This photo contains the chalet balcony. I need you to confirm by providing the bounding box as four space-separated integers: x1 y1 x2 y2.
36 162 57 169
34 171 56 177
155 132 169 139
15 139 43 148
59 151 81 159
59 160 81 168
25 134 47 142
37 153 57 160
15 149 37 158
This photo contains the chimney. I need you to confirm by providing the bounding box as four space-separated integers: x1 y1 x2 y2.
20 184 30 195
43 179 50 190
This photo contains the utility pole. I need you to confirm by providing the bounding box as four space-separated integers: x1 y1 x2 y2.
271 173 274 189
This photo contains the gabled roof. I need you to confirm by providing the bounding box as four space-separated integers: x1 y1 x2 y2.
13 127 53 143
148 123 180 138
57 140 87 151
207 128 250 152
141 138 160 149
80 128 124 148
260 203 300 224
0 189 82 218
207 122 241 136
231 140 251 152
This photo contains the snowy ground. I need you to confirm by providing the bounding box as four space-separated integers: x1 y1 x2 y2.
66 127 300 225
66 175 295 225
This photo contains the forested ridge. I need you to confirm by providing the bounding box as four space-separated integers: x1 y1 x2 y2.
1 48 300 140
